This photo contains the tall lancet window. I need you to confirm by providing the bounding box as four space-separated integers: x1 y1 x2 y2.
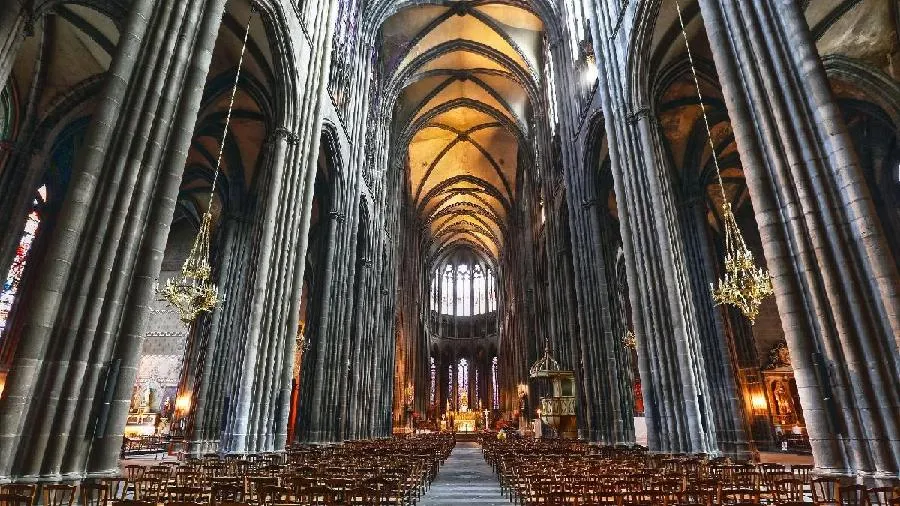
458 358 469 411
441 264 453 314
487 269 497 312
1 186 47 342
491 356 500 409
448 363 454 409
429 356 436 405
430 253 497 316
430 269 439 311
457 264 470 316
473 265 486 314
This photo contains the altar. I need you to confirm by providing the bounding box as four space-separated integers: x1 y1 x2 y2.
454 411 478 432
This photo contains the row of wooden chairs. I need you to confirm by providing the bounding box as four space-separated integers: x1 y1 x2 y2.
480 436 900 506
0 433 455 506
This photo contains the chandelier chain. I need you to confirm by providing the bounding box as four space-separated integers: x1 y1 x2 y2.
672 0 774 323
158 10 254 324
674 0 728 209
209 11 254 204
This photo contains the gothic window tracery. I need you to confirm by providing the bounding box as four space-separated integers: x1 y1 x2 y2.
431 259 497 316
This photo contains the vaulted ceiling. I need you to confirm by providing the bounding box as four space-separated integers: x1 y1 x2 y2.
382 1 544 262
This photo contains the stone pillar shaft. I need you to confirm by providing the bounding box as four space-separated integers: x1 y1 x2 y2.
698 0 900 476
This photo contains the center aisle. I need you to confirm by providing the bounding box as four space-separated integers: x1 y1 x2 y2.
421 441 508 505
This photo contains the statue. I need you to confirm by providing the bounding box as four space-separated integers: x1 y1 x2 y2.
130 385 141 412
764 341 792 369
161 396 173 419
518 391 529 415
773 381 793 417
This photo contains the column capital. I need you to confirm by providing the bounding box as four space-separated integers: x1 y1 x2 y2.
270 126 298 144
626 107 654 124
329 210 346 223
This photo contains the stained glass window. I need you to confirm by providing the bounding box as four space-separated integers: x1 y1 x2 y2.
491 356 499 409
431 261 496 316
473 265 485 314
458 358 469 411
429 356 436 405
457 264 470 316
0 186 46 342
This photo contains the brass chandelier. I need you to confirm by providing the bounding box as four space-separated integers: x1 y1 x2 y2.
674 0 773 323
160 10 255 324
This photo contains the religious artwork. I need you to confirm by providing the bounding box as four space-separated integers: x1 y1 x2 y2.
762 370 804 429
764 340 792 370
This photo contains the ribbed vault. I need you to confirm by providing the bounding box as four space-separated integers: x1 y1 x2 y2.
383 1 544 261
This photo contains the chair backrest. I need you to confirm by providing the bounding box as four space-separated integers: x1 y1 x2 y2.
259 485 294 505
100 478 128 501
112 501 154 506
0 494 32 506
167 486 203 502
868 486 900 505
791 464 814 484
774 478 805 501
124 465 144 481
212 483 245 505
42 484 76 506
721 487 760 504
839 484 867 506
812 477 842 505
163 501 205 506
677 489 716 505
0 486 34 506
79 483 108 506
346 486 380 505
134 477 165 502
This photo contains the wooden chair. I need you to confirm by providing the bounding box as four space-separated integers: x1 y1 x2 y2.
295 485 332 506
166 486 204 502
42 484 76 506
812 478 842 505
259 485 295 505
100 478 128 502
79 483 109 506
133 477 165 503
111 501 154 506
838 485 867 506
676 490 716 505
773 478 805 503
163 501 205 506
0 494 32 506
212 483 245 505
721 488 760 504
346 486 381 505
791 465 814 488
245 476 277 503
0 486 34 506
868 487 900 505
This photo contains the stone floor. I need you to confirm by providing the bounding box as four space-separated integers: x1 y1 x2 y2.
420 442 508 505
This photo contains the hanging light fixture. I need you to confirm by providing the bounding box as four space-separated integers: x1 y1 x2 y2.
159 9 255 324
673 0 774 324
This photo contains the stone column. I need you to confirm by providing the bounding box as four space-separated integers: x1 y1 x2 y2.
590 6 723 454
0 0 156 478
698 0 900 476
87 0 230 472
0 3 25 89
